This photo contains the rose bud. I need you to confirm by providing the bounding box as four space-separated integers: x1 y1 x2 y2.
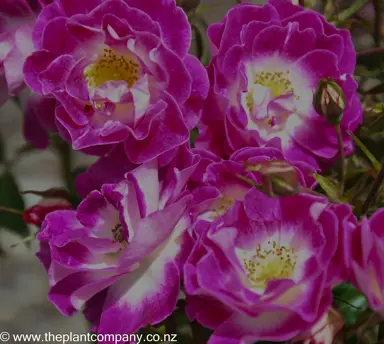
22 188 72 226
313 78 346 125
23 204 72 226
247 160 301 197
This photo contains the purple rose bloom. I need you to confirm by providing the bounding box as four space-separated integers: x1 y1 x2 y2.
349 209 384 312
185 191 342 344
37 159 194 336
190 146 317 223
327 203 358 285
24 0 208 162
0 0 36 105
76 143 200 197
201 0 362 167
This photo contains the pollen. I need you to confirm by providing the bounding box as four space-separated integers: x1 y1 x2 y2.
242 240 298 290
84 48 140 89
253 70 294 98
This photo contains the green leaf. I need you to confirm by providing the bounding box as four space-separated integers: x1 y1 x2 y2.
0 171 28 237
331 0 367 23
333 283 369 327
313 174 340 201
351 134 381 175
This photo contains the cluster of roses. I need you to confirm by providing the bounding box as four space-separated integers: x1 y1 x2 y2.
1 0 383 343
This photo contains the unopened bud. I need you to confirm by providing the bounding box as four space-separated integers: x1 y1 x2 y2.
21 188 72 226
313 78 346 125
23 204 72 226
247 161 301 197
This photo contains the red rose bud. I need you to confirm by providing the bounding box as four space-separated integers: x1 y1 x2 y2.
247 161 301 197
313 78 346 125
22 188 72 226
23 204 72 225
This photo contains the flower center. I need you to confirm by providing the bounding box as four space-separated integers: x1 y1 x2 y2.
84 48 140 89
242 240 298 290
111 223 128 249
253 70 294 98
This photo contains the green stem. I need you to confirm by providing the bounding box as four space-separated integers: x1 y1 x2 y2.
53 136 73 193
334 0 368 22
10 234 36 248
336 124 346 197
0 206 23 215
361 164 384 214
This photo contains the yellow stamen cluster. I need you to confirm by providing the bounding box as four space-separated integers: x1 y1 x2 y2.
243 240 298 289
253 70 294 98
84 48 139 89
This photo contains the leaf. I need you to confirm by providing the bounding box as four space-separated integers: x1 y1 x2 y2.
351 133 381 175
313 174 340 201
332 0 368 22
333 283 369 327
0 171 28 237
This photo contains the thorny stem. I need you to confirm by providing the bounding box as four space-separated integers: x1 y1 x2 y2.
361 163 384 214
336 124 346 197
